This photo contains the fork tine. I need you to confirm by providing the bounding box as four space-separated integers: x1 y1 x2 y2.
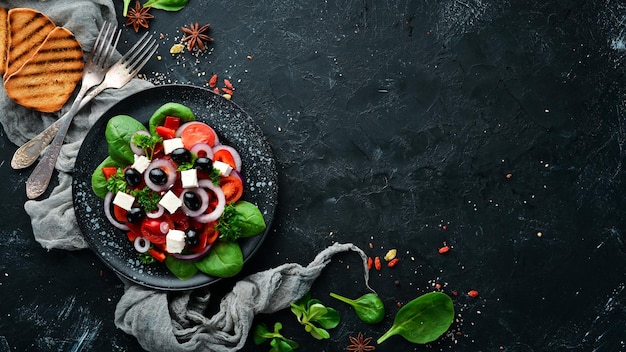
119 31 151 63
93 23 119 67
124 37 157 70
128 40 158 76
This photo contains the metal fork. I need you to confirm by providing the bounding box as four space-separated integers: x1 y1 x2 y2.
25 32 158 199
11 22 120 170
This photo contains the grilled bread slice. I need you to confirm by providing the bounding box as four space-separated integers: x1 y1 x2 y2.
0 7 8 75
4 26 84 112
5 8 56 79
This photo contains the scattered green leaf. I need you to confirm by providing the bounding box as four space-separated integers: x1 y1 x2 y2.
377 291 454 345
253 322 299 352
290 293 339 340
329 292 385 324
143 0 190 12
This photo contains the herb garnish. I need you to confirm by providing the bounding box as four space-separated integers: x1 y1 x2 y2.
130 187 162 212
106 169 127 193
131 133 162 160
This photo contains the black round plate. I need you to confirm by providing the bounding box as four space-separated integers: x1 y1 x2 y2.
72 84 278 291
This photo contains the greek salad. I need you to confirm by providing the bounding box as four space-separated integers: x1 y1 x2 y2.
90 102 266 280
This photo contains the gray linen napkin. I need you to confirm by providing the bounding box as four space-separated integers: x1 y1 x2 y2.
0 2 372 351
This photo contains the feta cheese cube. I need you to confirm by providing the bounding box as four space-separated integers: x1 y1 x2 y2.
112 192 135 211
166 229 186 254
181 169 199 188
159 190 182 213
213 160 233 176
131 154 151 174
163 138 184 155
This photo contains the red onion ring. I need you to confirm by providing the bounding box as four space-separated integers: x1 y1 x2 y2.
159 221 171 234
189 143 214 159
104 192 130 231
171 243 213 261
193 180 226 223
144 158 177 192
145 204 165 219
212 145 242 171
179 187 210 217
130 130 151 156
134 236 151 253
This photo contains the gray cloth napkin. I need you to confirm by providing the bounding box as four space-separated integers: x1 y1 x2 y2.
0 2 372 351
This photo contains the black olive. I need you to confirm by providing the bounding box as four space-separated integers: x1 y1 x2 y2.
126 207 145 223
171 148 192 165
124 168 143 187
185 228 199 247
183 191 202 211
148 168 168 185
194 157 213 171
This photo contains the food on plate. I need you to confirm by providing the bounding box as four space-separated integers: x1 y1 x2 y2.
90 102 267 280
1 7 84 112
4 27 84 112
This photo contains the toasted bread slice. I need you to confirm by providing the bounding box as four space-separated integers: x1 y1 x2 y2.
5 8 56 79
0 7 8 75
4 26 84 112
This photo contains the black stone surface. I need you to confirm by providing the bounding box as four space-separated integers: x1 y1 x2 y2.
1 0 625 351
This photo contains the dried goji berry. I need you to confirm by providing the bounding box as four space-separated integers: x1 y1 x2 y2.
367 257 373 270
387 258 399 267
224 79 233 90
374 256 381 271
438 246 450 254
209 74 218 88
213 87 220 94
221 87 234 95
468 290 479 298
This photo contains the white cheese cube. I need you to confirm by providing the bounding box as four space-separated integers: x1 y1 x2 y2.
163 138 184 155
112 192 135 211
131 154 151 174
159 190 182 213
166 229 186 254
213 160 233 176
181 169 199 188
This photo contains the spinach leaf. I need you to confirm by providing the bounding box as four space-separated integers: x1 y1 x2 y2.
217 201 266 241
377 291 454 344
91 156 119 198
165 255 198 280
105 115 148 165
148 102 195 135
194 240 243 277
143 0 189 11
329 292 385 324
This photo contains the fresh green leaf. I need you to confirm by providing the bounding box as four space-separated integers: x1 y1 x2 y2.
164 256 198 280
105 115 148 165
122 0 131 16
217 201 266 241
148 102 195 135
329 292 385 324
91 156 120 198
253 322 298 352
270 339 296 352
289 293 339 340
143 0 189 11
377 291 454 345
194 240 243 277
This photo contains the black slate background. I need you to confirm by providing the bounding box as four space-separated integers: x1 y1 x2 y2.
1 0 626 351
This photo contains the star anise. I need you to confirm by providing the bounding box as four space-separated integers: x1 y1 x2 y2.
125 1 154 33
181 22 213 51
346 332 375 352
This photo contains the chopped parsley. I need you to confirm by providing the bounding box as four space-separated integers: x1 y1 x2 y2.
106 168 127 193
216 204 241 241
130 187 162 213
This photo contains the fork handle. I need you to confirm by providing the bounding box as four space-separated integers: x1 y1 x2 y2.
25 93 87 199
11 88 101 170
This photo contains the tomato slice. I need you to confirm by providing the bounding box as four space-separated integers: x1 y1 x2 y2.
156 126 176 139
113 204 127 223
213 149 236 169
220 175 243 204
180 122 217 149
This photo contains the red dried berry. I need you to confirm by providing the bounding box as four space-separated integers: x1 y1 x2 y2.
438 246 450 254
387 258 399 267
209 74 218 88
374 256 381 271
367 257 373 270
224 79 233 90
468 290 479 298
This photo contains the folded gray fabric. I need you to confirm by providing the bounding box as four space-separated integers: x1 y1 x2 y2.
116 242 372 352
0 3 372 351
